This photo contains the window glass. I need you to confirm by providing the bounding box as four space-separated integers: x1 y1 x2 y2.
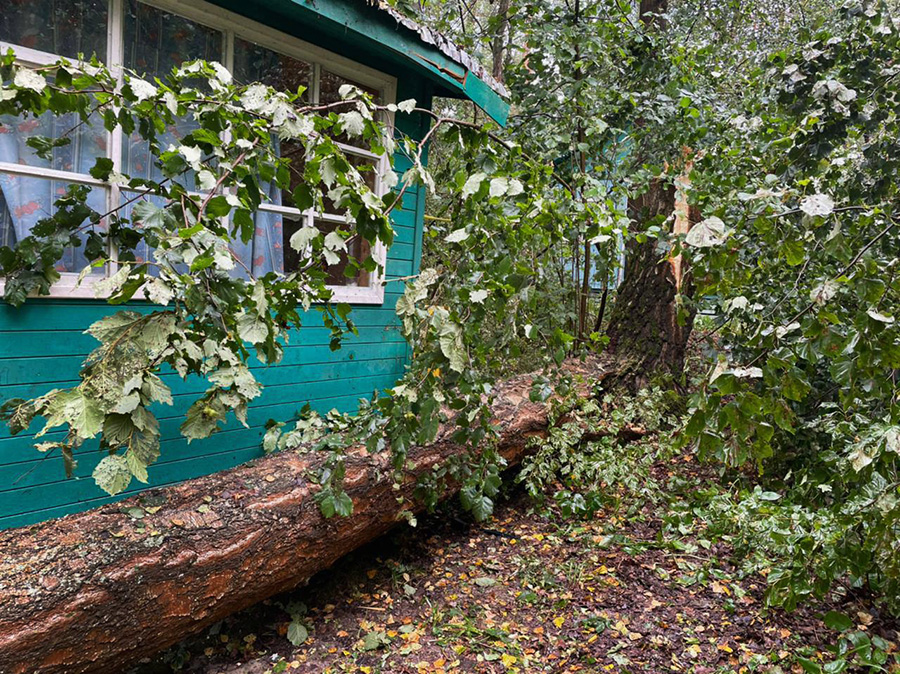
232 38 309 278
0 176 106 272
320 70 381 148
279 213 306 276
319 70 380 106
315 218 371 287
124 1 223 79
0 0 106 276
0 84 107 173
320 153 378 214
233 38 311 98
0 0 107 59
122 1 224 183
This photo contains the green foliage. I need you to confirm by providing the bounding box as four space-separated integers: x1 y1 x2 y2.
268 122 583 520
0 52 396 494
520 387 678 519
0 48 580 525
678 2 900 614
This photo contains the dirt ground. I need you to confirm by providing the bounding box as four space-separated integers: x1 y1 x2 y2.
136 474 898 674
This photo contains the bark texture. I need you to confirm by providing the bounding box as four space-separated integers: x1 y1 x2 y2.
605 180 696 391
604 0 691 391
0 357 605 674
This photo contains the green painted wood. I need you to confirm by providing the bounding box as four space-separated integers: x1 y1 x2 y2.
0 323 404 359
0 372 401 498
0 338 409 390
0 51 433 529
0 353 409 447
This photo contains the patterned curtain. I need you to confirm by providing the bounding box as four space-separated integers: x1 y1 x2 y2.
0 0 289 278
0 114 108 272
0 0 108 272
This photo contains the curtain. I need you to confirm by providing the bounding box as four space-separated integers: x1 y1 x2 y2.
0 112 108 273
0 0 109 272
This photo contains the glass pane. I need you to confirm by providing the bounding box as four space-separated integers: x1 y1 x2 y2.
280 212 307 276
0 175 106 273
231 209 285 278
122 1 224 182
233 38 311 99
315 218 371 287
319 70 381 148
321 153 378 215
0 0 107 59
124 1 223 79
319 70 380 106
0 106 107 175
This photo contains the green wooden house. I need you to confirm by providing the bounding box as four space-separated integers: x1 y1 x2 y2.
0 0 508 529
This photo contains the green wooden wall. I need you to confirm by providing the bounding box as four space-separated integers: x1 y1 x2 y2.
0 74 432 530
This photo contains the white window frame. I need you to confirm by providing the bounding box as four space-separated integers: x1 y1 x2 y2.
0 0 396 304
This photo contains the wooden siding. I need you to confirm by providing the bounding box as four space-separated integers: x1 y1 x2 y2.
0 81 432 529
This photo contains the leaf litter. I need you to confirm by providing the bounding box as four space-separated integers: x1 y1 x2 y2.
136 460 899 674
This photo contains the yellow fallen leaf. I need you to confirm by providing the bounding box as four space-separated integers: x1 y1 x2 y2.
553 616 565 628
718 643 734 653
711 580 730 595
501 653 517 668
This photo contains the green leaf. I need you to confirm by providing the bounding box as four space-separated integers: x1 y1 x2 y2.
289 225 319 252
131 201 173 230
333 490 353 517
286 621 308 646
782 240 805 266
93 454 133 495
89 157 115 181
237 312 269 344
438 321 466 373
823 611 854 632
362 630 385 651
684 216 727 247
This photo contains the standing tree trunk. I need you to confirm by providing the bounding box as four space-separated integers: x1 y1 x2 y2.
490 0 511 82
605 180 695 390
604 0 695 391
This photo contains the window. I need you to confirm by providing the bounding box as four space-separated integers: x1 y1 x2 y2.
0 0 395 303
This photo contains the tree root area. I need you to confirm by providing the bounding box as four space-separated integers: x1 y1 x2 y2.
134 478 899 674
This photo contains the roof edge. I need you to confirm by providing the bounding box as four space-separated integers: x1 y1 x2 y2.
370 0 509 100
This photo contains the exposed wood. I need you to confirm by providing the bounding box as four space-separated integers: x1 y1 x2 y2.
669 148 696 292
0 357 605 674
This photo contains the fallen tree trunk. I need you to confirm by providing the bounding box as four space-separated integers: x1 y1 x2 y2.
0 357 605 674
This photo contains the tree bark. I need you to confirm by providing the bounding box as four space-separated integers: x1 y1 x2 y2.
490 0 511 82
0 357 606 674
605 181 695 391
639 0 668 29
604 0 694 391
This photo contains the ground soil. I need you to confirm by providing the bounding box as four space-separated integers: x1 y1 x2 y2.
135 461 899 674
